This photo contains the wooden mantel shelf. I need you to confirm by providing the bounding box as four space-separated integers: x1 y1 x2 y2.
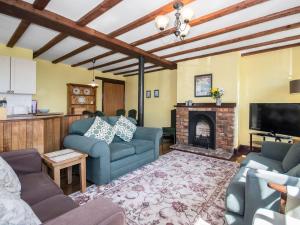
175 103 237 108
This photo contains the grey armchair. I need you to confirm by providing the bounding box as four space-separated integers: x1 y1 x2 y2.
225 141 300 225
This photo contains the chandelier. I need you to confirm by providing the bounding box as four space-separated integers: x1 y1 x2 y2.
89 59 98 87
155 1 194 40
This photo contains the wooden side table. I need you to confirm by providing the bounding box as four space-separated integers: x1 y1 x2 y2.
41 149 88 193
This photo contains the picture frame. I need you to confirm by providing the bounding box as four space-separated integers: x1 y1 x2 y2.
154 89 159 98
194 74 212 97
146 90 151 98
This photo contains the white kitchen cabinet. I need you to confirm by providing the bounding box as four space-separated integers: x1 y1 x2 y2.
11 57 36 94
0 55 11 93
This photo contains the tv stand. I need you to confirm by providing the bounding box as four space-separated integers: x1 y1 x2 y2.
249 132 293 151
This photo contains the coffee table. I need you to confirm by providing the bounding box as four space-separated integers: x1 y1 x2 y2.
41 149 88 193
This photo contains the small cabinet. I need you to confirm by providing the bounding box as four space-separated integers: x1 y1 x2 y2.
0 55 11 93
11 58 36 94
0 56 36 94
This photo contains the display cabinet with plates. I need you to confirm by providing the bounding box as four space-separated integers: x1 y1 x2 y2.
67 83 97 115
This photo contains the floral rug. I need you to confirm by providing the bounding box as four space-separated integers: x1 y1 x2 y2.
70 150 239 225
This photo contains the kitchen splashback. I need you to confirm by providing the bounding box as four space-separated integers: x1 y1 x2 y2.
1 94 32 115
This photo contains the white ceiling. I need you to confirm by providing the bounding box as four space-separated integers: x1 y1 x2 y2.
0 0 299 75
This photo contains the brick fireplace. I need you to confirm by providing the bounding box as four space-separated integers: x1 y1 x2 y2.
176 103 236 152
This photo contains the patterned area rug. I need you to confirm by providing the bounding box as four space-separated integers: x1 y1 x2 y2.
70 151 239 225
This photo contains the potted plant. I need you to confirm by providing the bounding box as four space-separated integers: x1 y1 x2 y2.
210 88 224 106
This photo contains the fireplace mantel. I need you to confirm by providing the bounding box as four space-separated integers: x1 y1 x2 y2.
175 103 236 108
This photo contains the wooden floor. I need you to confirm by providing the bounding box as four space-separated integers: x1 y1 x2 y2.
61 143 250 195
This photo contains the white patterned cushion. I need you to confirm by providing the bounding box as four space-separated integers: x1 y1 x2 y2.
0 191 41 225
114 115 137 142
0 157 21 197
84 117 115 144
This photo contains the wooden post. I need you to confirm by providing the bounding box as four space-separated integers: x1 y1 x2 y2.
138 56 145 126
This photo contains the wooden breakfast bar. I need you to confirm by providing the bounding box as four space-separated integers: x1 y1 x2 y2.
0 114 83 154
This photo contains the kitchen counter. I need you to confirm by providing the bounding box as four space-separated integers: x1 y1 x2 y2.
2 113 64 121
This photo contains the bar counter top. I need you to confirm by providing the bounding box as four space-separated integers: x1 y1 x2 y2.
1 113 64 121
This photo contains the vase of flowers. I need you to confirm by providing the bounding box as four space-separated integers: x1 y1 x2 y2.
211 88 224 106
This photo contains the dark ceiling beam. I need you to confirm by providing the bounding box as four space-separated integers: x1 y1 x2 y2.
89 56 131 70
149 6 300 53
71 0 195 67
6 0 50 47
241 42 300 56
161 22 300 59
76 0 268 69
123 68 166 77
33 0 122 58
0 0 176 69
174 35 300 63
115 65 157 75
102 62 139 73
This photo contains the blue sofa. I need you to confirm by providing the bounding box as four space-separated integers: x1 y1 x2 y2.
63 116 162 185
225 141 300 225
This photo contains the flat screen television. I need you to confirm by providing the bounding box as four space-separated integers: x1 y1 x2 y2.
249 103 300 136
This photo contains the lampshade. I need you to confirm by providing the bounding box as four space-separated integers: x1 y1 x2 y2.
155 15 169 31
89 79 98 87
181 7 194 22
180 24 191 38
290 79 300 94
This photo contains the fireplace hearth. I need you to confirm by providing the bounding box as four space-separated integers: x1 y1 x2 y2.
189 111 216 149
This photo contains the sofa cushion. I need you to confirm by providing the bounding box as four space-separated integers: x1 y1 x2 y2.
31 194 78 223
241 153 283 172
110 143 135 161
0 156 21 197
128 139 154 154
286 164 300 177
226 167 249 216
84 117 116 144
282 143 300 172
0 190 41 225
19 172 63 205
114 116 137 142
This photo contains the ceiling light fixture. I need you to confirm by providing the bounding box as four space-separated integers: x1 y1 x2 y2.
155 0 194 40
89 59 98 87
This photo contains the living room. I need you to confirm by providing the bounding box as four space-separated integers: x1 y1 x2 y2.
0 0 300 225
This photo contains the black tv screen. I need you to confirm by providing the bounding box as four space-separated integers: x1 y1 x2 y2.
249 103 300 136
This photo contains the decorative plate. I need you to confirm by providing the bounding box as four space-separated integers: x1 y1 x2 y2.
83 88 91 95
78 96 86 104
73 87 80 95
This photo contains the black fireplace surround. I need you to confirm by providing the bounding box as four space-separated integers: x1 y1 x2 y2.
188 111 216 149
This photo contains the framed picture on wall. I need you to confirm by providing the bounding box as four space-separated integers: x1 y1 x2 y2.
194 74 212 97
146 90 151 98
154 89 159 98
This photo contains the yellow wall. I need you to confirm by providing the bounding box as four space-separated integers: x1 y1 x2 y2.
125 69 177 127
239 47 300 145
0 44 124 114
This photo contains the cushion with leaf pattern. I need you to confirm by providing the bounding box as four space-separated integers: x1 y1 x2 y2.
0 157 21 197
84 117 115 144
114 115 137 142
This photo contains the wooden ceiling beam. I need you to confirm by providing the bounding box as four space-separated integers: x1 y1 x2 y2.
33 0 122 58
89 56 131 70
149 6 300 53
71 0 195 67
162 22 300 59
241 42 300 56
102 62 139 73
114 65 157 75
0 0 176 69
123 68 166 77
132 0 268 47
174 35 300 63
6 0 50 47
74 0 268 69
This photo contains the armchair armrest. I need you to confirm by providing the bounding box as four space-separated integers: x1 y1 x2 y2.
63 135 109 158
0 149 41 175
244 169 300 223
133 127 162 159
43 198 125 225
261 141 292 161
